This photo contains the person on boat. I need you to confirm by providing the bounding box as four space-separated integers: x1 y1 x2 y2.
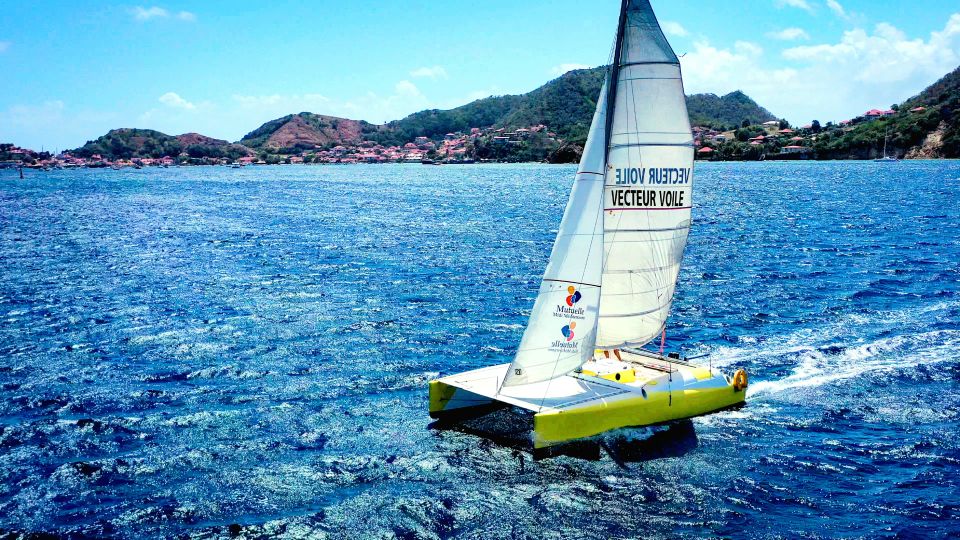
596 348 622 362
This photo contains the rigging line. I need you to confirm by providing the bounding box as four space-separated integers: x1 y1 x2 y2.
543 278 601 288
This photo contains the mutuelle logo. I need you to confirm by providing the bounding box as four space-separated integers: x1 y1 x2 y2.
562 322 577 342
550 322 580 352
566 286 582 307
554 285 586 320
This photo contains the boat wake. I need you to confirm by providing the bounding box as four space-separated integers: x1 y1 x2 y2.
702 301 960 399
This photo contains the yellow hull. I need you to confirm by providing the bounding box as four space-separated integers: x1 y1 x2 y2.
532 380 745 448
428 360 748 449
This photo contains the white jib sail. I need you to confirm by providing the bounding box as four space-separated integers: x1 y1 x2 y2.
597 0 695 349
500 83 609 388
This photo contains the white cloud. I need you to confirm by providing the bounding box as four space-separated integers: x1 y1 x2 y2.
826 0 850 20
734 41 764 57
409 66 448 79
775 0 814 12
394 80 421 97
159 92 196 110
550 63 592 76
680 12 960 125
768 27 810 41
130 6 194 22
661 21 690 38
782 15 960 84
0 41 10 53
131 6 169 20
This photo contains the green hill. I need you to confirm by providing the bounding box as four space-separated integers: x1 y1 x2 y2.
687 91 777 129
239 113 383 152
380 67 775 145
241 67 778 151
73 129 252 161
813 65 960 159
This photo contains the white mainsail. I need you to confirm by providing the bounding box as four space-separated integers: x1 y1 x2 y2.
499 84 609 388
501 0 692 387
597 0 694 349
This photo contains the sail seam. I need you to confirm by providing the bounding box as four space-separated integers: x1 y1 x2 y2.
604 207 692 211
599 306 667 318
602 226 691 232
604 264 680 274
609 143 695 149
619 61 679 68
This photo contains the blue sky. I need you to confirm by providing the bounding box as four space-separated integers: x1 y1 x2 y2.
2 0 959 150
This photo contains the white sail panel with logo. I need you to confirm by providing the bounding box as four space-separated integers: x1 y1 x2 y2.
499 84 609 387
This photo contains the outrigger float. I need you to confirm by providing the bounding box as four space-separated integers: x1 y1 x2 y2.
429 0 747 449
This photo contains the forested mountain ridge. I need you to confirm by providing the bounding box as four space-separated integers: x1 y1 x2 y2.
241 67 778 151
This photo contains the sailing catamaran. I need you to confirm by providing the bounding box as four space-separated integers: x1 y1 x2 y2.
429 0 748 449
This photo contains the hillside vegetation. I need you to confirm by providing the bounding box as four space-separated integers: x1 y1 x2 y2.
73 129 251 161
241 67 778 152
239 113 382 153
815 65 960 159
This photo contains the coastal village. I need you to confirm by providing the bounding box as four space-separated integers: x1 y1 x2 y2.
0 124 561 169
0 105 940 170
693 106 929 160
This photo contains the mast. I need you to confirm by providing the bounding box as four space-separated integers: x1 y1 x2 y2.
605 0 630 155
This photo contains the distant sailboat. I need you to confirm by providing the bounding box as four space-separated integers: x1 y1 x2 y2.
429 0 748 449
875 132 899 162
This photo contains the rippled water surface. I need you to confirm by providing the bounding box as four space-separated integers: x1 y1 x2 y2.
1 162 959 539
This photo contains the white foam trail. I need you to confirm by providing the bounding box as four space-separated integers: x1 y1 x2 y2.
697 300 960 399
747 331 959 398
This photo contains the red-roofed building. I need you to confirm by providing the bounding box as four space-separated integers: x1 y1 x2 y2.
910 106 927 113
697 147 714 153
864 109 896 121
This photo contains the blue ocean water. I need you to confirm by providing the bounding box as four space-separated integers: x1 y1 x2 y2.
0 162 958 539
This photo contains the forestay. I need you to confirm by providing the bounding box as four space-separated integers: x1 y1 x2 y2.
597 0 694 349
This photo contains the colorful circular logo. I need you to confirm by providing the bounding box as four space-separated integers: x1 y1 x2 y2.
566 286 582 307
562 322 577 342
